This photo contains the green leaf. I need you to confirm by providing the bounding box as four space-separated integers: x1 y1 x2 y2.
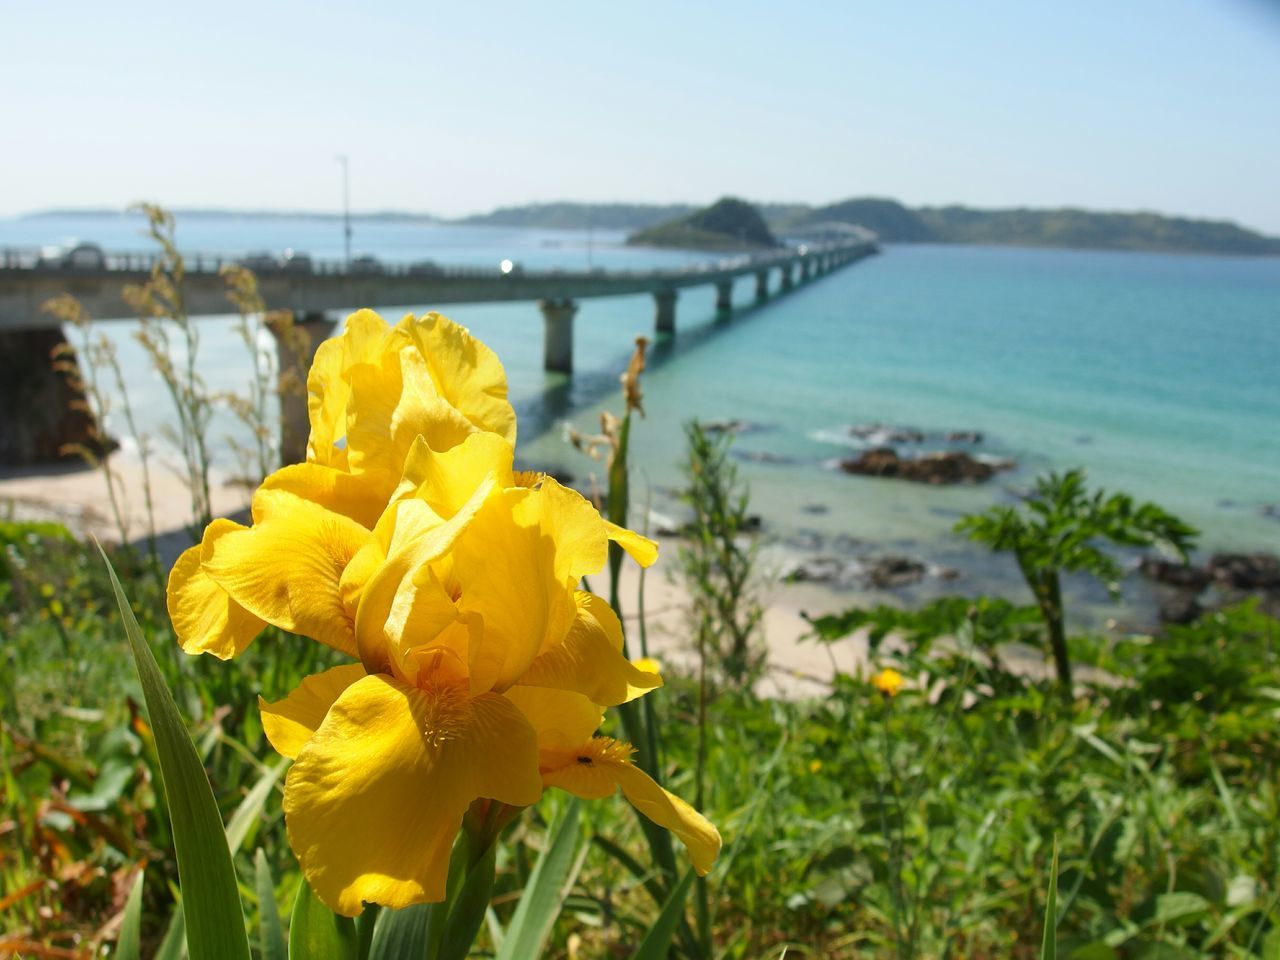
496 799 585 960
255 851 286 960
437 840 499 960
120 761 285 960
1040 838 1060 960
289 879 358 960
630 868 695 960
99 543 251 960
368 903 433 960
116 869 146 960
1151 891 1210 927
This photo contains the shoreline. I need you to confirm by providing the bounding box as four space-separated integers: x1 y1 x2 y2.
5 449 1275 696
0 450 879 693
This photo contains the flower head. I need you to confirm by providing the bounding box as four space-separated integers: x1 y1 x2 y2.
872 667 905 698
166 310 719 915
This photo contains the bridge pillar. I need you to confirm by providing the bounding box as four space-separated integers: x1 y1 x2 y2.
803 259 815 280
780 263 794 291
714 280 733 313
653 289 677 334
754 270 769 303
0 327 108 466
540 298 578 374
273 311 338 465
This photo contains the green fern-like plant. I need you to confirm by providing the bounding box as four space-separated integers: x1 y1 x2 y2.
956 468 1196 697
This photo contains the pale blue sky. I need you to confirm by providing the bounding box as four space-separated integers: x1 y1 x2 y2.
3 0 1278 231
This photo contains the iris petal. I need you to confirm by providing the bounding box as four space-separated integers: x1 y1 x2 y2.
201 490 371 657
517 592 662 705
259 663 368 759
394 433 515 518
258 462 386 530
398 312 517 445
167 539 266 658
542 738 721 877
504 686 604 751
284 674 541 915
604 520 659 568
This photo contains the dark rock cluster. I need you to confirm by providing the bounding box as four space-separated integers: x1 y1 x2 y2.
840 448 1012 485
1139 551 1280 623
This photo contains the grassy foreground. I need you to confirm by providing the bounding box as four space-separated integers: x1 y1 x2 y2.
3 516 1278 958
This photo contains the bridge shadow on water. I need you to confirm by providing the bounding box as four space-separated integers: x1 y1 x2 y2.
513 287 812 450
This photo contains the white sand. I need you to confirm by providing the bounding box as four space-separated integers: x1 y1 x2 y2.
1 452 876 696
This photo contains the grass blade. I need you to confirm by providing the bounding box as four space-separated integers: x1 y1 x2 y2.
496 799 585 960
1040 837 1060 960
289 879 358 960
255 850 287 960
226 757 287 854
630 868 695 960
99 543 251 960
153 907 185 960
116 868 145 960
368 903 432 960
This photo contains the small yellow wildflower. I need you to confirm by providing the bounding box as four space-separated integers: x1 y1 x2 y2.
872 667 905 698
808 759 823 774
632 656 662 676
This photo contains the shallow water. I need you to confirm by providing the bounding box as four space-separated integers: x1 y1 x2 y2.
4 214 1277 619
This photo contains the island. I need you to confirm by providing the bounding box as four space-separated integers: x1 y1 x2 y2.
625 197 780 251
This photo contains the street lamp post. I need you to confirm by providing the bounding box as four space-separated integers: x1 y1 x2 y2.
336 154 352 268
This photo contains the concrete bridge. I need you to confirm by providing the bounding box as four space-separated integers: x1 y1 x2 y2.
0 236 876 463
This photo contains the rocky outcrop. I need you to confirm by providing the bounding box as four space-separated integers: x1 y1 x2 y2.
1140 551 1280 624
1207 553 1280 591
839 448 1012 485
1138 557 1211 592
781 552 956 590
867 555 927 589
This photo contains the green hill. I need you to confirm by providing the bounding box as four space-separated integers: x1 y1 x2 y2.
787 198 1280 255
627 197 780 251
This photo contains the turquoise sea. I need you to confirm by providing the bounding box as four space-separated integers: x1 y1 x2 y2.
4 213 1278 613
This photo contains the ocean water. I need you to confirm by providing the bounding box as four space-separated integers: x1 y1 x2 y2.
4 213 1277 608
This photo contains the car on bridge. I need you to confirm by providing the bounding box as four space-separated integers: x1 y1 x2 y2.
408 259 443 275
238 252 280 272
279 249 313 273
350 255 383 275
37 242 106 269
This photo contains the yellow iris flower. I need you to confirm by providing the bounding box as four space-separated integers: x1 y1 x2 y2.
166 311 720 916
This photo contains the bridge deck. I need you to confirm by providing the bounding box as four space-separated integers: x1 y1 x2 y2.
0 238 876 330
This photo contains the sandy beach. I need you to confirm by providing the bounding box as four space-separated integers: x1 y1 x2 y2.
0 451 877 696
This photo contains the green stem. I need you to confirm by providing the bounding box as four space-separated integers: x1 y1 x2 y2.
1040 571 1073 699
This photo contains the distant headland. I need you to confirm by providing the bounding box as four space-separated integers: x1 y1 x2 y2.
19 197 1280 256
626 197 779 251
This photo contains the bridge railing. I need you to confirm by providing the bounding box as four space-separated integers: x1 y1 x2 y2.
0 237 873 281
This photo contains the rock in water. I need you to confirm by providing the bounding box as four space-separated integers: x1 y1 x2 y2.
839 447 1011 484
1207 553 1280 590
1139 557 1211 591
867 555 927 588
